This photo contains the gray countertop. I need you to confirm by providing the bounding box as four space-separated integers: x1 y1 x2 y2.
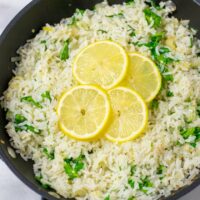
0 1 199 200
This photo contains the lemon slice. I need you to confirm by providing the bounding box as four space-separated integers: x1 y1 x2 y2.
73 41 128 89
57 85 110 141
106 87 148 143
122 53 162 102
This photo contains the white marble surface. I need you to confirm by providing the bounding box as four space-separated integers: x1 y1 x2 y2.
0 1 200 200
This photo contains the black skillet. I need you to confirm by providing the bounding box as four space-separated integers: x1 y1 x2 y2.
0 0 200 200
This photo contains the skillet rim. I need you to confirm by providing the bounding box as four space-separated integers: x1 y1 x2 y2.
0 0 200 200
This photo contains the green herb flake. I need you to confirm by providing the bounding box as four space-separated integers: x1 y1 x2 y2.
190 37 193 48
21 96 43 108
142 33 175 83
143 8 161 28
150 99 159 109
41 91 52 102
180 127 200 147
106 12 124 18
130 164 136 176
166 90 174 97
128 179 135 188
40 40 47 51
60 40 69 61
126 0 135 5
128 25 136 38
97 29 108 34
149 0 161 10
43 148 55 160
35 174 52 189
197 101 200 117
104 195 110 200
14 114 27 124
75 8 85 15
15 124 41 134
157 164 165 175
64 154 85 180
69 16 77 25
139 176 153 193
128 197 136 200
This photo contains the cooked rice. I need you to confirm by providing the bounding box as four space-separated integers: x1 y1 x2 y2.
1 0 200 199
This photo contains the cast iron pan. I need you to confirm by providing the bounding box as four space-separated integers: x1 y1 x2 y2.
0 0 200 200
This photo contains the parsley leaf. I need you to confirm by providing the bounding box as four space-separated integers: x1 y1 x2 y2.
150 99 159 109
40 40 47 51
166 90 174 97
126 0 135 5
180 127 200 147
149 0 161 10
130 164 136 176
197 101 200 117
142 33 175 82
15 124 41 134
43 148 55 160
64 154 85 180
60 40 69 61
104 195 110 200
143 8 161 28
157 164 165 175
128 197 136 200
139 176 153 193
21 96 43 108
35 174 52 189
75 8 85 15
14 114 27 124
14 114 41 134
128 179 135 188
106 12 124 18
97 29 108 34
41 91 52 102
128 25 136 38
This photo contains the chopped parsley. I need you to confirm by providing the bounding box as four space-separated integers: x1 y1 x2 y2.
43 148 55 160
148 0 161 10
130 164 136 176
35 174 52 189
197 101 200 117
180 127 200 147
106 12 124 18
128 179 135 188
75 8 85 15
15 124 41 134
150 99 159 109
41 91 52 102
40 40 47 51
157 164 165 175
104 195 110 200
126 0 135 5
60 40 69 61
21 96 43 108
68 9 84 25
128 197 136 200
14 114 41 134
97 29 108 34
139 176 153 193
128 25 136 38
190 36 194 48
142 33 175 82
143 8 161 28
166 90 174 97
64 154 85 180
69 16 77 25
14 114 27 124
